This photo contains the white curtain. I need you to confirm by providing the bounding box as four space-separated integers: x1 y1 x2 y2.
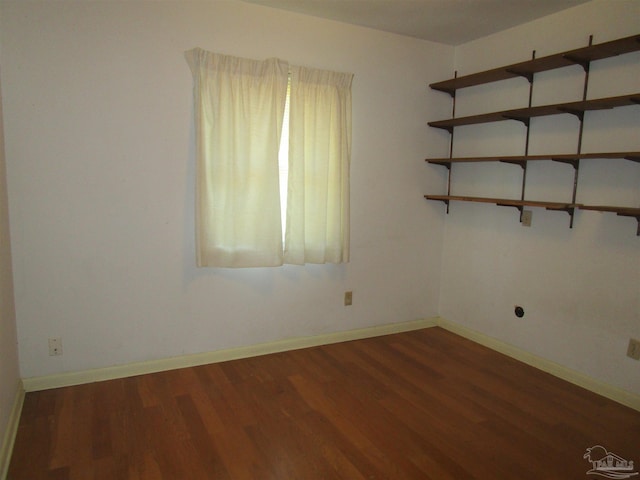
284 66 353 265
185 48 288 267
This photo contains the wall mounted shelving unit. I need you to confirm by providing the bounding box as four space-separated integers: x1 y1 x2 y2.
425 34 640 235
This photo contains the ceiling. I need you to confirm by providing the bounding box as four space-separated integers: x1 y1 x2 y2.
241 0 589 45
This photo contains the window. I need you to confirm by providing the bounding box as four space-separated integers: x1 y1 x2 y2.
186 49 353 268
278 77 290 242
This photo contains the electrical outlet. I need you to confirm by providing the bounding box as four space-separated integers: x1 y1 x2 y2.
521 210 532 227
49 337 63 356
344 291 353 306
627 338 640 361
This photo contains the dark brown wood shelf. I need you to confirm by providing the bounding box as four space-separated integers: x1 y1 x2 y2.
424 194 579 212
424 196 640 235
425 33 640 235
579 205 640 235
428 94 640 131
430 34 640 94
580 205 640 236
580 205 640 216
426 151 640 166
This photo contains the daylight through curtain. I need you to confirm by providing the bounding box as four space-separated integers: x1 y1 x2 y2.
186 48 288 267
284 65 353 265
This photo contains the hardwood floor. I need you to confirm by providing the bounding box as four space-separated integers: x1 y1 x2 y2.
8 327 640 479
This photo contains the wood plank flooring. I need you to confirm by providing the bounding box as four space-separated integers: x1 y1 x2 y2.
8 327 640 479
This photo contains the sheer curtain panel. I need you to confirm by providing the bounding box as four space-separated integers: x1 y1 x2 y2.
285 66 353 265
185 49 288 267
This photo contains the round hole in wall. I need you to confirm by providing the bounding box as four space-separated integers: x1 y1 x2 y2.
514 306 525 318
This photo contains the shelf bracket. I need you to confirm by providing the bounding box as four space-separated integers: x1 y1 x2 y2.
425 196 451 213
432 86 456 97
563 35 594 72
496 202 524 214
505 69 533 84
617 212 640 236
495 202 532 225
438 74 458 98
557 108 585 121
499 159 526 169
563 54 591 72
551 158 579 170
502 115 530 126
431 125 454 134
548 206 576 216
426 160 452 170
553 206 577 228
505 50 537 84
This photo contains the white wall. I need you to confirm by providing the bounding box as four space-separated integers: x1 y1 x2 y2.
0 64 20 469
0 0 451 378
437 0 640 395
5 0 635 402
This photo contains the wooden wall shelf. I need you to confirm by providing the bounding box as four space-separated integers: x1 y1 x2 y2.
580 206 640 235
425 34 640 235
428 94 640 132
425 195 578 213
430 34 640 95
426 196 640 235
426 152 640 167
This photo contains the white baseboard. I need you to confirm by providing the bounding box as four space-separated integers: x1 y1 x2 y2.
22 317 438 392
436 317 640 412
0 380 25 480
20 315 640 413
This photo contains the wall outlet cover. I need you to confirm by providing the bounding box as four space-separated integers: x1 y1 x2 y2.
344 291 353 306
49 337 63 356
627 338 640 361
